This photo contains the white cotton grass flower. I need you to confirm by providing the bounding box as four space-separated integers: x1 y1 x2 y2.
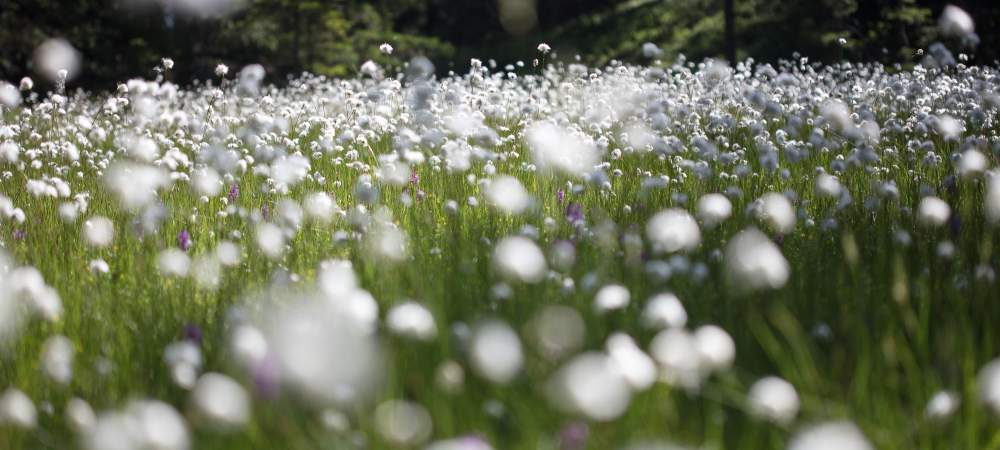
158 249 191 277
230 325 268 367
748 376 800 424
19 77 33 91
255 223 286 259
303 192 337 224
957 149 987 179
83 216 115 247
85 400 190 450
41 334 74 384
537 43 552 54
365 224 409 263
528 305 586 361
977 358 1000 415
925 390 960 421
105 162 170 209
649 327 705 390
917 196 951 228
189 372 251 430
696 193 732 228
426 437 494 450
191 254 222 290
546 352 633 421
647 208 701 253
386 301 437 341
33 38 82 82
694 325 735 372
493 236 547 283
987 177 1000 226
469 319 523 384
606 333 657 391
214 63 229 77
128 136 159 162
0 82 21 108
165 340 202 389
755 192 796 234
939 5 974 38
936 115 963 141
191 168 223 196
360 60 381 78
525 122 599 177
787 421 873 450
0 142 19 163
485 175 532 214
66 397 96 432
89 259 110 275
379 43 394 55
594 284 631 313
238 64 266 95
815 174 843 198
642 293 687 329
724 228 790 292
374 400 433 447
215 241 242 267
821 100 852 132
264 297 384 408
0 388 36 429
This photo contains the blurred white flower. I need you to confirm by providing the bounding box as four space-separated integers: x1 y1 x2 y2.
41 334 74 384
34 38 81 82
925 390 959 421
486 176 532 214
0 388 36 429
724 228 790 292
547 352 633 421
939 5 974 38
642 293 687 329
594 284 631 313
917 196 950 228
83 216 115 247
647 208 701 253
493 236 547 283
787 421 872 450
469 320 523 384
696 193 732 228
374 400 433 446
748 376 799 424
189 372 251 430
386 301 437 341
694 325 735 371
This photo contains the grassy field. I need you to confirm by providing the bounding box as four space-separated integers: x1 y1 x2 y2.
0 51 999 450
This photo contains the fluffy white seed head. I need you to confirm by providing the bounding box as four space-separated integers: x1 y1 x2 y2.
748 376 799 424
493 236 547 283
647 208 701 253
917 196 951 228
469 320 523 384
724 228 790 292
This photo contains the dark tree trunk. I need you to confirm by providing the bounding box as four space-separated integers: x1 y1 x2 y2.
724 0 736 63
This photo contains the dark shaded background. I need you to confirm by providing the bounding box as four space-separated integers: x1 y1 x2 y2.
1 0 997 90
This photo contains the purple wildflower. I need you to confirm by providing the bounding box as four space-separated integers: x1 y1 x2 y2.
559 422 589 450
253 353 280 399
228 183 240 202
410 171 420 185
261 204 270 221
557 188 565 204
177 229 191 251
12 229 25 241
183 323 203 344
565 202 584 224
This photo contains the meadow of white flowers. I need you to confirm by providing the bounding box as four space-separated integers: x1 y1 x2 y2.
0 6 998 449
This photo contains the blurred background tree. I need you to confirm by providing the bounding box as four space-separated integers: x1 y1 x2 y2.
0 0 996 90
